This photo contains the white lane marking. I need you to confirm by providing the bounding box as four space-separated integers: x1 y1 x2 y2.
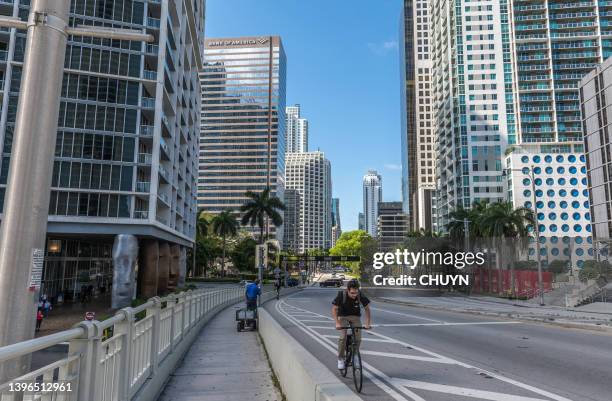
321 334 396 343
392 379 551 401
298 319 334 323
279 297 575 401
362 351 456 364
372 321 521 327
370 306 444 323
359 329 574 401
276 300 412 401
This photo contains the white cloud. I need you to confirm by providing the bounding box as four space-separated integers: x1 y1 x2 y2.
384 163 402 171
367 40 399 55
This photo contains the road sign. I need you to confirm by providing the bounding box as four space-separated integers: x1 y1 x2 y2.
85 312 95 321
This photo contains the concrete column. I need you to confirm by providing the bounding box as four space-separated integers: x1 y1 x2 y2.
158 242 170 295
168 244 180 291
111 234 138 309
178 246 187 288
138 240 159 299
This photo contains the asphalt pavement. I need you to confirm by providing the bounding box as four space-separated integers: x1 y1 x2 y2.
264 287 612 401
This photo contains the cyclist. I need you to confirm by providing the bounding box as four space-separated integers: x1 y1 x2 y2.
274 276 282 299
331 279 371 370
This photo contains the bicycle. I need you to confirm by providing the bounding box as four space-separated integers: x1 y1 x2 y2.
338 322 367 392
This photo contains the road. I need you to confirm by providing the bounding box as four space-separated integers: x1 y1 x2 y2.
265 287 612 401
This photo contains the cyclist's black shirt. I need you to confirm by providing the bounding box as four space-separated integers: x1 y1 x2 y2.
332 290 370 316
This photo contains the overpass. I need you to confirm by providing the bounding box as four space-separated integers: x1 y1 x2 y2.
0 285 611 401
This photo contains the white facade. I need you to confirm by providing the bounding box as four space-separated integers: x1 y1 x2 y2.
363 170 382 237
285 152 331 251
431 0 518 228
286 104 308 153
506 148 593 270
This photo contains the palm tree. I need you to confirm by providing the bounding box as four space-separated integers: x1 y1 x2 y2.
211 210 239 276
240 188 286 243
481 202 535 295
197 210 210 239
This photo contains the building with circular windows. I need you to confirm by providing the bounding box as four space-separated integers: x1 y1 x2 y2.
506 149 593 270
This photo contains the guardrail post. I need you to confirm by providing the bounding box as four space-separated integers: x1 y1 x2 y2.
148 297 161 377
114 308 135 400
167 298 176 352
68 321 98 401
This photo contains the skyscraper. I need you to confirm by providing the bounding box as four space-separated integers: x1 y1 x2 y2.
199 36 287 240
362 170 382 237
431 0 517 228
282 189 301 253
285 152 332 251
331 198 341 247
400 0 435 232
286 104 308 153
377 202 409 250
0 0 204 298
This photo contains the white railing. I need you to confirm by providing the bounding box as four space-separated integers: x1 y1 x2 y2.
0 286 247 401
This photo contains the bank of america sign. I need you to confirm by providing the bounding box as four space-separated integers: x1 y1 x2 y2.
208 38 270 47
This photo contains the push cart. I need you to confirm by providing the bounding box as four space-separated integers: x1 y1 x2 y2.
236 306 257 331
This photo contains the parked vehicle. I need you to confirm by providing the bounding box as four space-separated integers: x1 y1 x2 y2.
287 278 299 287
319 278 343 288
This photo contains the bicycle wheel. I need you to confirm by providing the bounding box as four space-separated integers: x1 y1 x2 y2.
353 348 363 392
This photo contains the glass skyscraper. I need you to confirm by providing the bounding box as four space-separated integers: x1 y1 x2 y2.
0 0 204 299
199 36 287 240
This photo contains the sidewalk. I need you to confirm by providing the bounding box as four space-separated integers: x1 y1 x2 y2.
158 303 282 401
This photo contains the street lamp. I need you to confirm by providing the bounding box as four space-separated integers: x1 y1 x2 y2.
0 0 152 382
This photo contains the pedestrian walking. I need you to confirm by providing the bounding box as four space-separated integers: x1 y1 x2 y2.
36 309 43 331
43 300 51 317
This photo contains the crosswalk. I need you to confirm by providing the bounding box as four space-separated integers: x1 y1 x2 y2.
275 292 575 401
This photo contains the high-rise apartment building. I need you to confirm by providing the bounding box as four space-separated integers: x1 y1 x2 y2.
285 152 331 251
199 36 287 240
400 0 435 232
377 202 409 250
431 0 518 228
0 0 204 298
286 104 308 153
358 213 365 231
363 170 382 237
580 59 612 245
331 197 341 247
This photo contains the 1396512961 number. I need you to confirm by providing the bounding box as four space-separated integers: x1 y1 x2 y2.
8 382 73 393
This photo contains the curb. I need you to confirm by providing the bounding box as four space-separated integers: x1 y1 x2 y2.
259 308 359 401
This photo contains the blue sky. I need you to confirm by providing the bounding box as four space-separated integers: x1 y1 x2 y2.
205 0 403 231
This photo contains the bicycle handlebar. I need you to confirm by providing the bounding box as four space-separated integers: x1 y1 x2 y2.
337 326 371 330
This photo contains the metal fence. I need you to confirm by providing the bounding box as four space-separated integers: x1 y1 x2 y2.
0 286 247 401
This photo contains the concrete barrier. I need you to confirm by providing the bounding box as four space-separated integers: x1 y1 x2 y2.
259 308 359 401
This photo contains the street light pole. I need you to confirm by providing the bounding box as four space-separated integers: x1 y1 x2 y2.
0 0 152 382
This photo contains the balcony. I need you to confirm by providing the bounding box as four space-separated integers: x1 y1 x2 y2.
138 153 152 165
143 70 157 81
136 182 151 192
147 17 160 29
142 97 155 109
160 137 171 158
141 125 154 137
158 192 170 206
159 165 170 182
134 210 149 219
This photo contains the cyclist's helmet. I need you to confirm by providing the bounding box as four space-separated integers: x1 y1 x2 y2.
347 279 360 290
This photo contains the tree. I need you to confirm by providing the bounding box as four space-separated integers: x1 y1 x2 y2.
230 235 258 272
211 210 239 276
330 230 373 276
195 236 221 277
240 187 286 243
480 202 535 295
